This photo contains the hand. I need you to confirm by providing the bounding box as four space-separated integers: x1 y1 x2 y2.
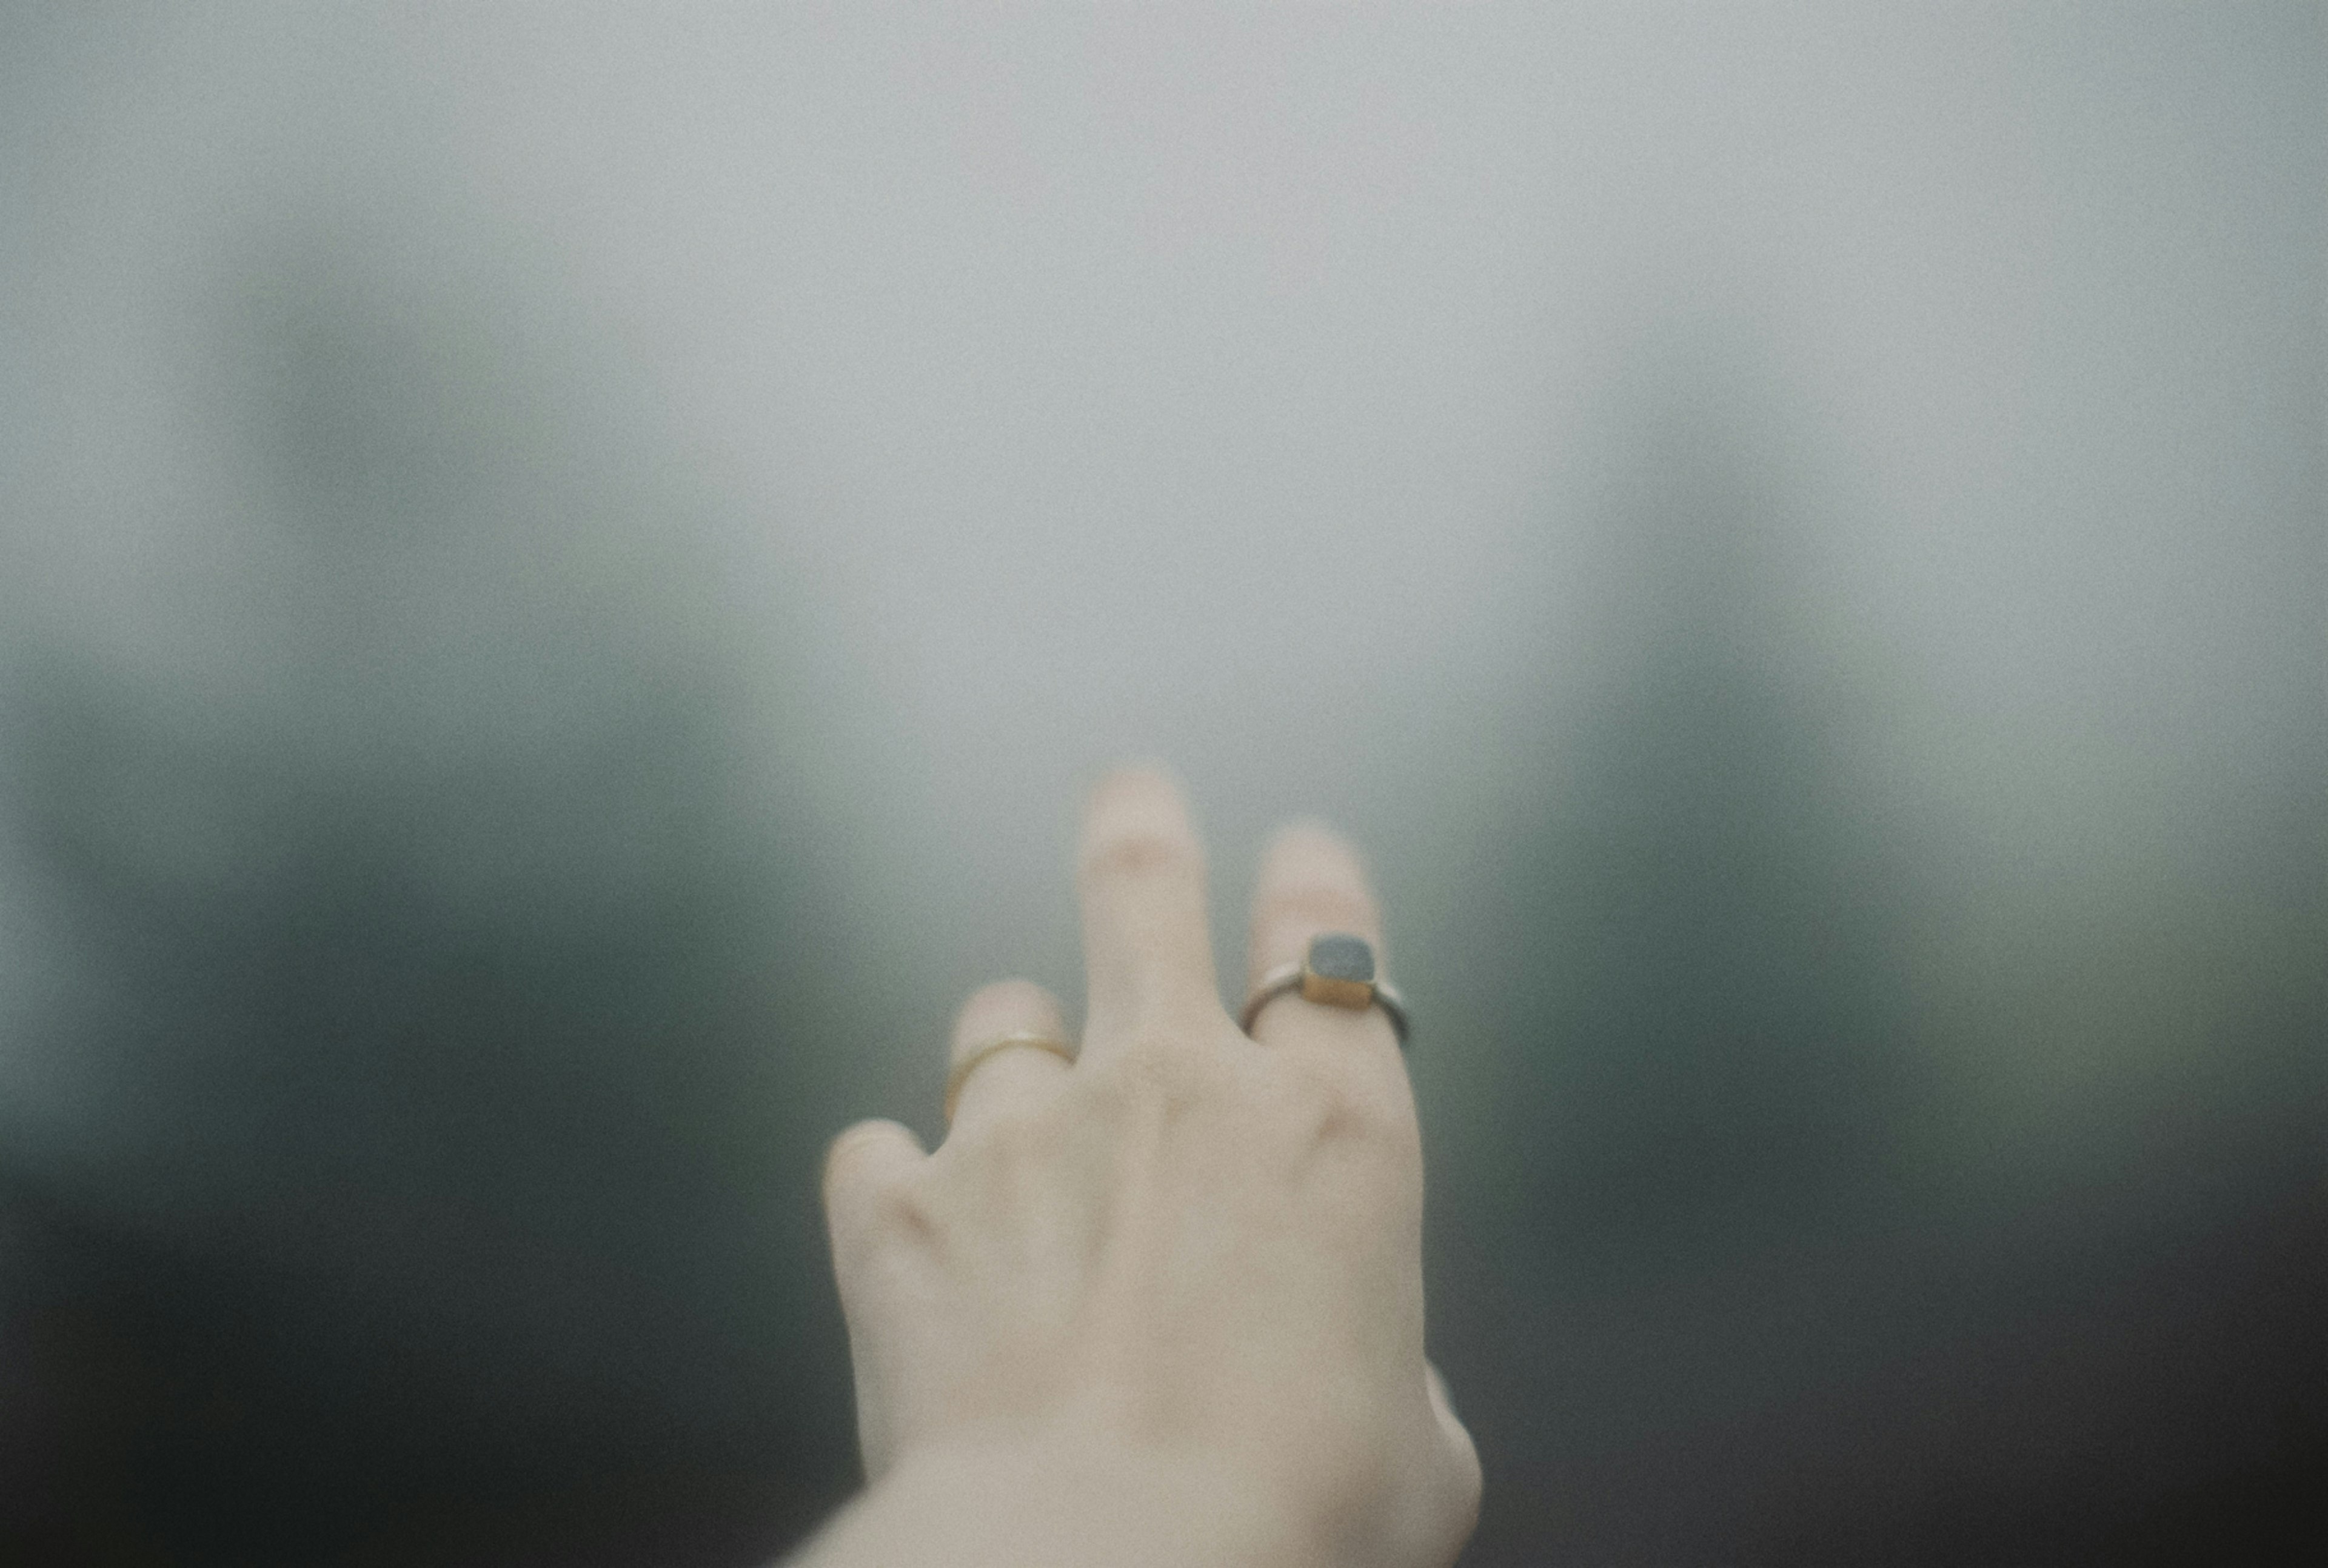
806 768 1479 1568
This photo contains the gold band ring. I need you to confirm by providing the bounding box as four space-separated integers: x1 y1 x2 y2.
944 1032 1077 1123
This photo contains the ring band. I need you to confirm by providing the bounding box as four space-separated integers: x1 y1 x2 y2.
1239 932 1410 1046
945 1032 1076 1122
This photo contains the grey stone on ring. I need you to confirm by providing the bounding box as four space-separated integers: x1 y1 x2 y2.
1239 932 1410 1046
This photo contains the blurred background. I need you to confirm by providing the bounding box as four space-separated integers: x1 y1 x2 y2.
1 3 2320 1563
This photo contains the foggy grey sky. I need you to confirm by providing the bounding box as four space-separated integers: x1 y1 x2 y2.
2 1 2320 1184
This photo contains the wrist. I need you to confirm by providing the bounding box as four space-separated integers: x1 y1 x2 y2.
802 1428 1334 1568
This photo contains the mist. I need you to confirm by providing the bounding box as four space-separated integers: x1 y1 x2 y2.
2 4 2320 1563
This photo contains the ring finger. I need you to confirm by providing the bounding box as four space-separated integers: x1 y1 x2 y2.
1245 819 1403 1068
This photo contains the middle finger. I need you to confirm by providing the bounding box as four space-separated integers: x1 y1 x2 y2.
1245 818 1402 1064
1077 765 1222 1050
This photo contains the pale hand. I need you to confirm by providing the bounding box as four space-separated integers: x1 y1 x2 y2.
798 768 1479 1568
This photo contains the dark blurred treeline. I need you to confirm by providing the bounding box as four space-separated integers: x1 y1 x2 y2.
0 239 871 1564
1420 378 2325 1565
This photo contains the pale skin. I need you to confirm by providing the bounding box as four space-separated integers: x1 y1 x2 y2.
797 767 1480 1568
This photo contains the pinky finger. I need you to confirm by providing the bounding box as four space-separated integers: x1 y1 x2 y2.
823 1118 926 1260
823 1118 927 1480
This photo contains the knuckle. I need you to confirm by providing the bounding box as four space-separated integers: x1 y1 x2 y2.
825 1141 932 1286
958 976 1058 1033
1261 882 1376 943
1278 1056 1410 1155
1080 825 1195 885
964 1103 1054 1171
845 1158 935 1247
1106 1033 1232 1114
